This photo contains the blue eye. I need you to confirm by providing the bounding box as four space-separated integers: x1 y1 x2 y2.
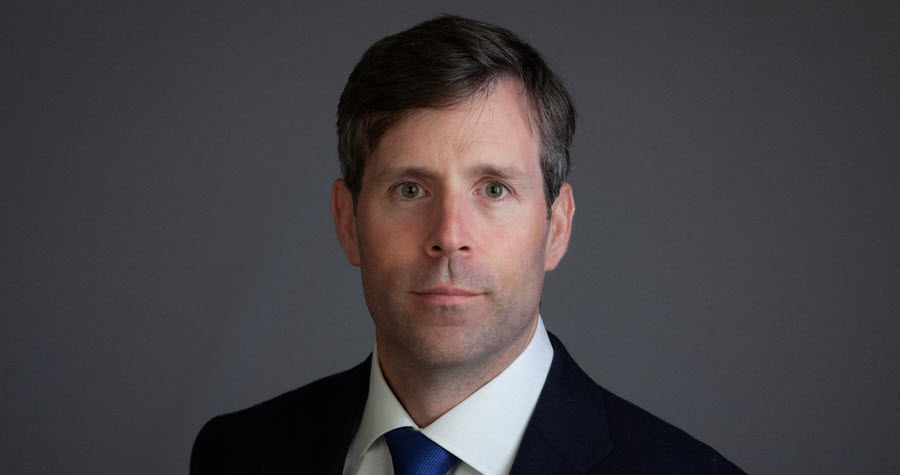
396 182 422 198
483 182 508 198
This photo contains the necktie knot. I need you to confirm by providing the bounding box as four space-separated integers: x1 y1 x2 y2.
384 427 458 475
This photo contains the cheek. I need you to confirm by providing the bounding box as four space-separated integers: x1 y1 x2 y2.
482 221 548 279
358 215 422 275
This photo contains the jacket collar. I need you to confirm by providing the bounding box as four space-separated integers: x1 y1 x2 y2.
510 332 613 473
289 356 371 474
332 333 613 474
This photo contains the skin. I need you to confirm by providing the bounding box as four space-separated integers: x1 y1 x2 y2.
332 80 575 427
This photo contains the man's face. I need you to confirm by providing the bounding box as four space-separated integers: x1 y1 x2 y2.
333 80 573 373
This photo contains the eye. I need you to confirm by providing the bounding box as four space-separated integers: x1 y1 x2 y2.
483 181 508 199
395 182 423 199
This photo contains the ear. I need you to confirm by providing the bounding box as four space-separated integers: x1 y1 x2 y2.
331 179 360 266
544 183 575 271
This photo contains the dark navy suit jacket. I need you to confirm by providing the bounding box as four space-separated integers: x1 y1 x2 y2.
191 334 745 474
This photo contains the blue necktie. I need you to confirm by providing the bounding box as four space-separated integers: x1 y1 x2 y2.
384 427 459 475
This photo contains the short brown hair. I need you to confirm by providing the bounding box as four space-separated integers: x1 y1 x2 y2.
337 15 576 211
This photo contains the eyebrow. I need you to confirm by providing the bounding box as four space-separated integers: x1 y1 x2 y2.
373 163 529 184
373 166 437 184
465 164 527 182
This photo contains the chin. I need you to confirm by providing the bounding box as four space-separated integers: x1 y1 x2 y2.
402 327 480 368
403 321 525 374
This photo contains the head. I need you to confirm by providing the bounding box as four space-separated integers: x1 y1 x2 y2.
331 16 576 378
337 15 575 213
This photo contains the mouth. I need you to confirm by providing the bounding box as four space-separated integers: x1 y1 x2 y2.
411 287 483 304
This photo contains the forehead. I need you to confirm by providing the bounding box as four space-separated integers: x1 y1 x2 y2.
367 81 540 178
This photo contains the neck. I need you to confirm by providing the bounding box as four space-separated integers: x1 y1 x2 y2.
376 318 539 427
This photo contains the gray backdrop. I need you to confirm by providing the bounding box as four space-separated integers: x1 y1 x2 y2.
3 1 898 473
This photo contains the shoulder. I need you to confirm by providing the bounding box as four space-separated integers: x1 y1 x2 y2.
541 334 744 473
595 387 744 473
190 358 370 474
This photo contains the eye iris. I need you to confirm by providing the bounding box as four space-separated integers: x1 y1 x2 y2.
486 183 504 198
401 183 419 198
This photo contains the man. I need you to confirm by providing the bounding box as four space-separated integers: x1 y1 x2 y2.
192 15 744 474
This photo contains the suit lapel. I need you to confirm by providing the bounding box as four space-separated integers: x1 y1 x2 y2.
296 338 612 474
279 356 372 474
510 333 612 474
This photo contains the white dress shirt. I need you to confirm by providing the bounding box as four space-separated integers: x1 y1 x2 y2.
343 317 554 475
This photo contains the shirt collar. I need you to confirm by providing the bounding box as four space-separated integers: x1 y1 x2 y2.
348 316 554 475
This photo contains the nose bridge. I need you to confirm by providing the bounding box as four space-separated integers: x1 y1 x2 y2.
427 186 472 256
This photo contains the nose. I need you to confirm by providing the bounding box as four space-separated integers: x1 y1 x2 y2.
425 194 473 258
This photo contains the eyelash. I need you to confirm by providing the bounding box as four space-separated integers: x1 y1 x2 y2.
393 182 427 199
480 181 510 199
391 181 512 200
